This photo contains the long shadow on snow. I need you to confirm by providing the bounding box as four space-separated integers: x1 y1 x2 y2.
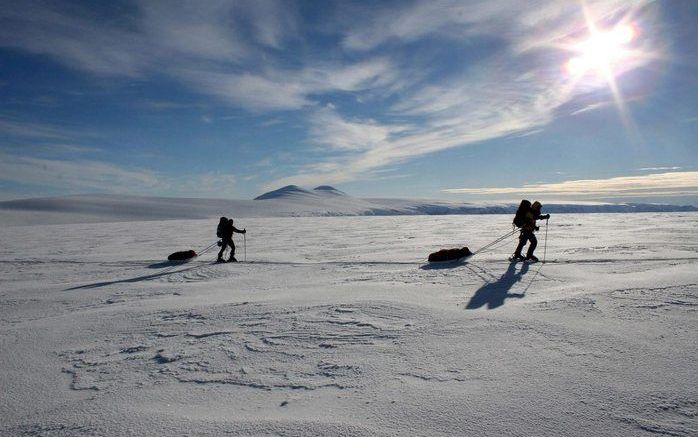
147 261 179 269
465 261 529 310
66 262 200 290
419 257 470 270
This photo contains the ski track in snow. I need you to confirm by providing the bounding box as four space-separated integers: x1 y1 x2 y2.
1 213 697 436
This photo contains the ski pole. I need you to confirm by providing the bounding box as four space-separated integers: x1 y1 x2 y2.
542 218 549 264
244 233 247 262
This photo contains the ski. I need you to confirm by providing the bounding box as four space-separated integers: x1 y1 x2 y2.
509 254 539 263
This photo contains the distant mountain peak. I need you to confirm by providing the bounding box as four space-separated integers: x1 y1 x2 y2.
254 185 314 200
313 186 346 196
255 185 347 200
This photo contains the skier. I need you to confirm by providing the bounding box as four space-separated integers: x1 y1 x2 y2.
512 201 549 262
217 218 246 262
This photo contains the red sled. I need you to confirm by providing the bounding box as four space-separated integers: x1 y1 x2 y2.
167 250 197 261
428 247 472 263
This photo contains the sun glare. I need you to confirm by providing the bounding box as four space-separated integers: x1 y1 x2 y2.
564 24 637 77
559 7 653 140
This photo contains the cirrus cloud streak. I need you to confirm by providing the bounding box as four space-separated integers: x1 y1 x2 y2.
443 172 698 198
0 152 239 198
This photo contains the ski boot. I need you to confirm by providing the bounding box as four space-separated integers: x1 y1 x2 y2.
525 255 539 263
228 256 238 263
509 254 525 262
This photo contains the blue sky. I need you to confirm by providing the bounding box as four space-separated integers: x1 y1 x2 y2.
0 0 697 204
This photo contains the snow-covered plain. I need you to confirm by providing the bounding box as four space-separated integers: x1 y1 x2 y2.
1 188 695 226
1 213 696 436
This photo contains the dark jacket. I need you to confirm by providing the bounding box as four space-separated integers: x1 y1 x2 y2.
521 200 550 233
522 209 550 232
221 221 245 239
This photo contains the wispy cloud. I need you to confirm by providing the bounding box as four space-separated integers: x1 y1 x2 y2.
443 171 698 198
1 0 663 196
637 166 682 171
176 57 397 111
174 172 237 198
0 152 238 198
0 1 148 76
265 66 575 188
0 1 274 76
23 143 104 156
569 101 614 116
176 70 310 111
264 0 657 188
0 152 164 193
255 158 273 167
0 119 102 158
257 118 284 128
140 100 206 111
340 0 516 52
339 0 636 52
309 106 409 152
0 1 392 112
0 119 76 140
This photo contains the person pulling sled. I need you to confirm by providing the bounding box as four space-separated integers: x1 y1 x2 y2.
511 200 549 262
216 217 246 262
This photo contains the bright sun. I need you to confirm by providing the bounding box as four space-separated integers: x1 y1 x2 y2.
565 24 637 77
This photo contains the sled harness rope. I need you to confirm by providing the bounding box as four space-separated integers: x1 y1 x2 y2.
198 240 220 258
472 228 519 256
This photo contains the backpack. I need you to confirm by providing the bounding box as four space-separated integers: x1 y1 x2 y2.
216 217 227 238
513 200 531 228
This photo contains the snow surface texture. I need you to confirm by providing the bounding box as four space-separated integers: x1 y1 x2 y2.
1 213 697 436
0 186 695 225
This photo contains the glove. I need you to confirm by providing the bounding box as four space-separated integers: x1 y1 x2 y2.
242 229 246 234
542 214 550 220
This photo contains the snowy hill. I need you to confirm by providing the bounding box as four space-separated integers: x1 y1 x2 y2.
254 185 348 200
312 185 347 196
254 185 316 200
0 190 695 225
